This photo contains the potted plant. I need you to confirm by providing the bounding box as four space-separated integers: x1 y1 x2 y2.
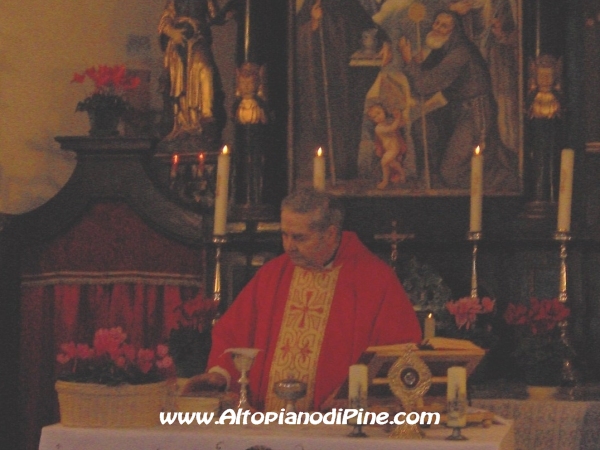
55 327 174 427
71 65 140 137
503 298 572 397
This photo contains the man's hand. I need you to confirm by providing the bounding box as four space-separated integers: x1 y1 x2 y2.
380 41 392 67
311 0 323 31
167 27 187 46
398 37 412 64
181 372 227 395
449 0 474 16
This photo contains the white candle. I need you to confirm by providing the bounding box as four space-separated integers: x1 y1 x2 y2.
313 147 326 191
446 366 467 428
557 148 575 232
470 146 484 232
348 364 368 409
213 145 231 236
423 312 435 340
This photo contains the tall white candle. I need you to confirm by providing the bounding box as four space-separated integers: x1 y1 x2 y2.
446 366 467 428
348 364 368 409
557 148 575 232
213 145 231 236
424 312 435 340
313 147 326 191
470 146 484 232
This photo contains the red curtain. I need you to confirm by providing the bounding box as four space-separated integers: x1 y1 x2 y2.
19 202 208 450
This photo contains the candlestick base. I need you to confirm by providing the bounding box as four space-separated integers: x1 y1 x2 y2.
446 427 468 440
348 424 368 438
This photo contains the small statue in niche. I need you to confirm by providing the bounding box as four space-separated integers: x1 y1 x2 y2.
233 62 268 125
527 55 563 120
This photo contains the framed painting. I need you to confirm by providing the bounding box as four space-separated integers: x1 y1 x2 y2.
288 0 524 197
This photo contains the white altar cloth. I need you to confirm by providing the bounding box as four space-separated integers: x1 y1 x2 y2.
40 419 514 450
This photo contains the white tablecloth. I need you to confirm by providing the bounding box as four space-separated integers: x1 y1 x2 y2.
472 399 600 450
40 419 514 450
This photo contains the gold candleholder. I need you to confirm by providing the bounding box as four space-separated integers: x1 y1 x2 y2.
212 235 227 325
553 231 578 385
467 231 482 299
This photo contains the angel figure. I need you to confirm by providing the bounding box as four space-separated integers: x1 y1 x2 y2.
366 100 407 189
233 62 268 125
528 55 563 120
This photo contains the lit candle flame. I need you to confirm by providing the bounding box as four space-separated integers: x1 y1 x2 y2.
172 154 179 164
427 312 433 319
199 152 205 162
475 146 481 156
317 147 323 157
222 145 229 155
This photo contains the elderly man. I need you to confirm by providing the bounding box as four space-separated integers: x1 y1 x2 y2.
399 10 517 190
185 188 421 411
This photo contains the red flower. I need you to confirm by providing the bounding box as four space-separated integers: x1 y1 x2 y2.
445 296 492 330
137 348 156 374
93 327 127 359
503 303 529 326
71 64 140 97
504 298 569 336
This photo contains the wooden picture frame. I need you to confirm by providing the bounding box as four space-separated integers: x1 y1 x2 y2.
288 0 524 198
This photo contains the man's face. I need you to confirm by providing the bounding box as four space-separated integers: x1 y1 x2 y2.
432 13 455 38
281 208 338 270
426 13 455 49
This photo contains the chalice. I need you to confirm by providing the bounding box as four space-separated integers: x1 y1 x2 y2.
225 348 261 411
273 377 307 413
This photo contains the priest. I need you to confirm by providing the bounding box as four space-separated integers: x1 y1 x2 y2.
184 188 421 411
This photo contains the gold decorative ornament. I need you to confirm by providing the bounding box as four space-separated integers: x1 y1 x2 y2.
387 344 432 439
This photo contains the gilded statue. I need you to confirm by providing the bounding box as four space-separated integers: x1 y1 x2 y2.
158 0 233 140
233 62 268 125
528 55 563 120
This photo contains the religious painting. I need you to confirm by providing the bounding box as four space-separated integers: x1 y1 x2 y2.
289 0 523 197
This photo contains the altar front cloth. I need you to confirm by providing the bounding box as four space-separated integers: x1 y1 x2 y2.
40 419 514 450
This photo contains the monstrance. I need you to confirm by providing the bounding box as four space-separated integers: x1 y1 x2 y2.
387 344 432 439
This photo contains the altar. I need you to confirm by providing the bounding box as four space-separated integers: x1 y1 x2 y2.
39 420 514 450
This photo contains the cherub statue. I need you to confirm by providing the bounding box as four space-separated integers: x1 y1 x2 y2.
527 55 563 120
233 62 268 125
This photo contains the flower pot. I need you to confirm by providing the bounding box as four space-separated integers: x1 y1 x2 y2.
526 385 558 400
55 380 168 427
87 108 121 137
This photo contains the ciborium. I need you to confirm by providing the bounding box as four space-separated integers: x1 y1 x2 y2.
273 377 307 413
225 348 261 411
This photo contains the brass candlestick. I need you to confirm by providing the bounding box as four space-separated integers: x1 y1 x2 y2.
467 231 482 298
212 235 227 325
554 231 578 385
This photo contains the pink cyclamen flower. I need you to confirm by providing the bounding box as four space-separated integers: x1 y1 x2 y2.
157 355 174 369
156 344 169 358
75 343 94 360
137 348 156 374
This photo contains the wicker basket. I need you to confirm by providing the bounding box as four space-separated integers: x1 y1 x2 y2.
55 380 168 427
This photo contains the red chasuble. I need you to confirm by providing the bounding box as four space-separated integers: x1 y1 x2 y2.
207 232 421 411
